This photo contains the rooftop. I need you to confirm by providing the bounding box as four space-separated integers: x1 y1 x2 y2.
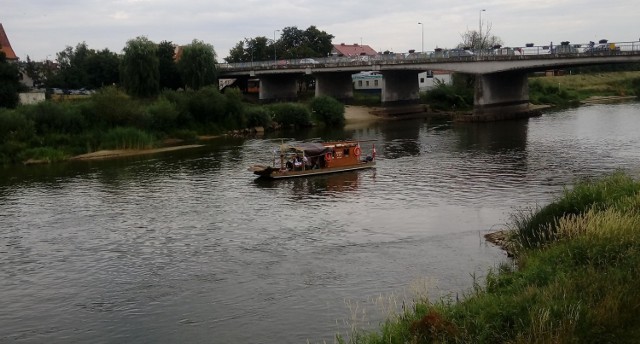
332 43 377 57
0 23 18 60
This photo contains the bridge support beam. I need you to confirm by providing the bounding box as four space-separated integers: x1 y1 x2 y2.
474 71 530 117
315 72 353 100
381 71 420 104
259 74 300 101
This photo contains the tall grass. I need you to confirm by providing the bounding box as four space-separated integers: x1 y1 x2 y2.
510 172 640 251
100 127 157 150
338 172 640 343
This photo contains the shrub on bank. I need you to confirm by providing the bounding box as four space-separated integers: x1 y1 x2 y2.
340 173 640 343
245 107 273 128
529 79 581 107
420 82 473 111
90 86 144 128
309 96 345 126
268 103 312 128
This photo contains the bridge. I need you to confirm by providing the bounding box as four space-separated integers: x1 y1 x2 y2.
218 41 640 119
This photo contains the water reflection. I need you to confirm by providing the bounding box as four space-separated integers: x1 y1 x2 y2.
3 103 640 343
454 119 529 153
253 170 366 197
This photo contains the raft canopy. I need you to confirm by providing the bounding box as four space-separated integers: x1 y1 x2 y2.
279 142 333 157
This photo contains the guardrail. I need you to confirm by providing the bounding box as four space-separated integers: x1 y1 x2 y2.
218 41 640 72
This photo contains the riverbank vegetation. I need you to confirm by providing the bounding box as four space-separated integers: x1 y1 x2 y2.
529 70 640 106
420 70 640 111
0 87 344 166
339 172 640 343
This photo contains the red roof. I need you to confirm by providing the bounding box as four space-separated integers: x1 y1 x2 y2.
332 43 377 57
0 23 18 60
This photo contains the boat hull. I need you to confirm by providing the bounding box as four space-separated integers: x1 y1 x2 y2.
251 161 376 179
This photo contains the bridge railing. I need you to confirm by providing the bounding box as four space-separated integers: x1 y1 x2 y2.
218 41 640 72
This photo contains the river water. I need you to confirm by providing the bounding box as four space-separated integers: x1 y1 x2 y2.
1 103 640 343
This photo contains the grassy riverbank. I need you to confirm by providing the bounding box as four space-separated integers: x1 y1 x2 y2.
529 71 640 106
339 172 640 343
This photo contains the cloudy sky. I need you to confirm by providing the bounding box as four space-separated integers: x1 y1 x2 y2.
3 0 638 61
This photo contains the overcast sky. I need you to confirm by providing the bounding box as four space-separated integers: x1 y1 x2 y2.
3 0 638 61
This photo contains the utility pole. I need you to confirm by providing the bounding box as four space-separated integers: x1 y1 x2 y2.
418 22 424 53
479 9 486 50
274 30 280 64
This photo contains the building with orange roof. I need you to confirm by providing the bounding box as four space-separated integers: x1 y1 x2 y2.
331 43 377 57
0 23 19 60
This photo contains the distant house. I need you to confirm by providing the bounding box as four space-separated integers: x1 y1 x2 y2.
418 70 453 92
331 43 377 57
0 23 18 61
353 70 452 94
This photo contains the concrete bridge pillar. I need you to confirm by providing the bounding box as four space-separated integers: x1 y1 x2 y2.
314 72 353 100
474 71 530 117
381 71 420 104
259 74 300 101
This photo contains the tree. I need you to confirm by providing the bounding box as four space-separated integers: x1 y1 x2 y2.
22 56 45 88
157 41 182 90
458 22 502 50
85 48 120 88
0 50 21 108
121 36 160 98
277 26 334 59
46 43 119 89
225 36 271 63
177 39 217 90
224 26 334 62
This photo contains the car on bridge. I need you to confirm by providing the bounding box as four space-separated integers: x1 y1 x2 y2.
299 58 319 65
583 42 620 53
444 49 474 58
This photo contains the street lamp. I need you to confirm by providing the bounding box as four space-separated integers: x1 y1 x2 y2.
417 22 424 53
274 29 280 64
479 9 486 49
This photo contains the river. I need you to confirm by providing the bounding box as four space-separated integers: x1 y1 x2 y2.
1 103 640 343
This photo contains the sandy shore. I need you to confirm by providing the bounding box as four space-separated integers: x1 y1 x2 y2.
69 145 204 161
344 105 382 126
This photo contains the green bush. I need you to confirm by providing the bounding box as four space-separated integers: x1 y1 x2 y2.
144 97 179 133
0 108 35 143
18 101 87 135
90 86 144 128
187 86 226 124
223 87 246 129
244 107 272 128
268 103 312 127
529 79 581 106
421 82 473 111
309 96 345 126
19 147 68 163
631 77 640 98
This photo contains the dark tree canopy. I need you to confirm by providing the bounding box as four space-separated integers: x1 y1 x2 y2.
224 25 334 62
177 39 217 90
121 36 160 98
47 43 119 89
0 50 21 108
157 40 182 90
226 36 271 63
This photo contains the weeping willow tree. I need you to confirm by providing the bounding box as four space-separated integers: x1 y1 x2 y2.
177 39 217 90
121 36 160 98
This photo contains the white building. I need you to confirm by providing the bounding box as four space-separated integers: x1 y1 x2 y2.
352 70 453 93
